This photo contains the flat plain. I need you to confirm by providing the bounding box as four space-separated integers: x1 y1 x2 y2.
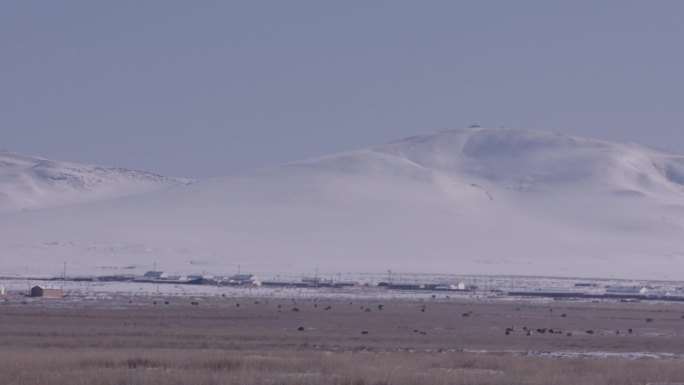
3 293 684 385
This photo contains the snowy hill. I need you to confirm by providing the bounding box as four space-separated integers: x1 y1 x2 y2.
0 149 187 212
1 128 684 279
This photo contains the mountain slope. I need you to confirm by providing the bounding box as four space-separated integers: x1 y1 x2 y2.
0 149 187 212
1 128 684 279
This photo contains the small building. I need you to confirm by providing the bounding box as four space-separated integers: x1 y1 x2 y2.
30 285 62 298
432 282 468 291
143 271 168 280
225 274 262 286
605 286 648 296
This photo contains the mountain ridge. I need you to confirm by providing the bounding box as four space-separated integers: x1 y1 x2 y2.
1 127 683 279
0 149 189 212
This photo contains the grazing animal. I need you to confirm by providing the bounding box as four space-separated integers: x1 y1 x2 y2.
526 330 532 336
297 326 304 331
586 330 594 335
413 329 419 333
561 314 567 318
324 306 331 311
292 307 300 312
377 304 384 311
419 331 427 335
191 302 199 306
153 301 157 305
462 313 470 317
364 308 371 313
236 303 240 307
646 318 653 323
566 332 572 337
164 301 169 305
628 328 633 334
361 331 369 335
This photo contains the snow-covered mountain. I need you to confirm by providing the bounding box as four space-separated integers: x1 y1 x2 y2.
0 149 187 212
2 128 684 279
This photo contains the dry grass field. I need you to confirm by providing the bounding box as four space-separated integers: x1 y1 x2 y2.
3 293 684 384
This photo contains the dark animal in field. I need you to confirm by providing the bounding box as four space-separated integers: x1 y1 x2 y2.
314 303 318 308
191 302 199 306
292 307 300 312
361 331 369 334
646 318 653 323
164 301 169 305
364 308 371 313
153 301 157 305
254 301 260 305
278 305 282 309
526 330 532 336
462 313 470 317
414 329 419 333
567 332 572 337
377 304 384 311
561 313 567 318
297 326 304 331
324 306 331 311
586 330 594 335
628 328 633 334
419 331 427 335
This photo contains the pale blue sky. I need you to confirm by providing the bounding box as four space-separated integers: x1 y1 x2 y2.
2 1 683 178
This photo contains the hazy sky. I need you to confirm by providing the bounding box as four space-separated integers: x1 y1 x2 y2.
2 1 683 178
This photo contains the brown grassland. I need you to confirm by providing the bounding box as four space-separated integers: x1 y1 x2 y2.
2 293 684 384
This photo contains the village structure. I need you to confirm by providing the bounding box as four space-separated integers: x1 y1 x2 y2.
2 268 683 303
30 285 63 298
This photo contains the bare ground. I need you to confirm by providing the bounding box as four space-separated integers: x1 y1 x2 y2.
2 294 684 384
